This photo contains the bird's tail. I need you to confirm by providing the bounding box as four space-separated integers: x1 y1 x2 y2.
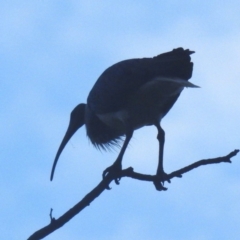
154 48 194 81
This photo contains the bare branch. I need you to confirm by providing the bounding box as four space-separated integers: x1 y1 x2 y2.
122 149 240 182
27 149 239 240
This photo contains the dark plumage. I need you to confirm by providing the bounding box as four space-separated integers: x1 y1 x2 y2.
50 47 198 190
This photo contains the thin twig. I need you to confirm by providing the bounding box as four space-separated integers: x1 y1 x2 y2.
27 149 239 240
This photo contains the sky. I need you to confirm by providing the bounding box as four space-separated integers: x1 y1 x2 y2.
1 1 240 239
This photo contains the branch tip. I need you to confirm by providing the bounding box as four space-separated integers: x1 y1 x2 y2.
50 208 55 223
224 149 239 163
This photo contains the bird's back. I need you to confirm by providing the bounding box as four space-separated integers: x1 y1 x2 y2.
87 48 194 114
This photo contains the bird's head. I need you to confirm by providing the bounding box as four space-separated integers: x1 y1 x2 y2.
50 103 86 181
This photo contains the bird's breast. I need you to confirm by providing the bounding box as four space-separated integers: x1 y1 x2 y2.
97 110 128 132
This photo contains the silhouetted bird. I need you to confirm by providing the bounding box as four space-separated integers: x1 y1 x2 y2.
50 48 198 190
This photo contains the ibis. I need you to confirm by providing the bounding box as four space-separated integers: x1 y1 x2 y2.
50 48 198 190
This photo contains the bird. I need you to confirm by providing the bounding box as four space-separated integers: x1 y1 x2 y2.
50 47 199 190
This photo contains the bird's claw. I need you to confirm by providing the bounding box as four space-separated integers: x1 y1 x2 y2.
102 163 122 189
153 172 170 191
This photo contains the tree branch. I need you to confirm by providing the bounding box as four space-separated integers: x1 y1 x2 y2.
27 149 239 240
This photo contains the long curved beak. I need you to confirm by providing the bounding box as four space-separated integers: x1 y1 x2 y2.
50 104 86 181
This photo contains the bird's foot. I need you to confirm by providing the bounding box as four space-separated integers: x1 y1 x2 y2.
153 171 171 191
102 162 122 189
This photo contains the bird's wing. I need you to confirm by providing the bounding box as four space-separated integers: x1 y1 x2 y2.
87 48 194 114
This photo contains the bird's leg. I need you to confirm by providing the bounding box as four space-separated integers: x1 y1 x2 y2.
103 128 133 186
156 123 165 175
154 122 169 191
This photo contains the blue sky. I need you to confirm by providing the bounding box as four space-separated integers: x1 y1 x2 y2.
1 1 240 239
